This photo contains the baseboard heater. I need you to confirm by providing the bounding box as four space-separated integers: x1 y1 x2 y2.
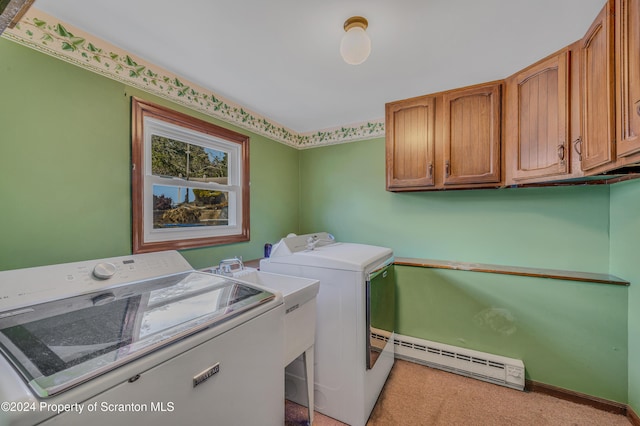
372 331 525 391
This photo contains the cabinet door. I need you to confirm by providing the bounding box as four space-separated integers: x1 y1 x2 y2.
580 3 615 171
508 51 570 182
442 83 502 185
386 96 436 190
616 0 640 157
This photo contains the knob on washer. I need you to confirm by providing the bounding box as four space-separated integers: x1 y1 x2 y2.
93 262 117 279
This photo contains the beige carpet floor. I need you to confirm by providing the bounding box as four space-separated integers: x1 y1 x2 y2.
285 359 631 426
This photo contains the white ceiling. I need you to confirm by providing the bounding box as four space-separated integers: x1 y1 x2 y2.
34 0 607 134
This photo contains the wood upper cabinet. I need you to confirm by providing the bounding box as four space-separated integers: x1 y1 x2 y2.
442 83 502 185
386 82 503 192
385 0 638 192
579 2 616 171
386 96 436 190
615 0 640 158
506 50 571 183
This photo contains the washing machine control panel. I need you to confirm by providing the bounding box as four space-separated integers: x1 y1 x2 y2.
0 251 193 311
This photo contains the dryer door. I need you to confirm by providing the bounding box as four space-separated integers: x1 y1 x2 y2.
366 261 395 369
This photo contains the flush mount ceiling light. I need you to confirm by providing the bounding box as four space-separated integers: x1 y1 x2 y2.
340 16 371 65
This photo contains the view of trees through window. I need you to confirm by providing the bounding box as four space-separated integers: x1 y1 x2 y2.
151 135 230 229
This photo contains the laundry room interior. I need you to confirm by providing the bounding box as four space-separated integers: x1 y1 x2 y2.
0 0 639 425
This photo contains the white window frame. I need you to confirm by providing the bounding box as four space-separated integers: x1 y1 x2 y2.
131 98 250 253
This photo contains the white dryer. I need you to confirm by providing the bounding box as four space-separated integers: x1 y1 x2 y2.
260 232 395 426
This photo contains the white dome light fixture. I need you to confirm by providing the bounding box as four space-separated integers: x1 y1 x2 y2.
340 16 371 65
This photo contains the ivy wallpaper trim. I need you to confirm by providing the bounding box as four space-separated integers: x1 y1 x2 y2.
2 9 385 149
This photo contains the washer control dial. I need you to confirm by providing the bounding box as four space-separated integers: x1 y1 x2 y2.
93 262 117 280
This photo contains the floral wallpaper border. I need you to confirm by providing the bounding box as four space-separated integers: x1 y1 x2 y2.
2 9 385 149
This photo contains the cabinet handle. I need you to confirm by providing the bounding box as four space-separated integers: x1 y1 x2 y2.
557 143 565 161
428 162 433 178
636 102 640 116
445 161 450 178
573 137 582 161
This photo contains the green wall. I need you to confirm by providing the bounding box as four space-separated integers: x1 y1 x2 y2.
300 138 611 272
610 179 640 412
0 38 300 271
300 138 628 403
396 267 627 402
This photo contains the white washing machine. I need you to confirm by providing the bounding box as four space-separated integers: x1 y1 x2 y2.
260 232 395 426
0 251 284 426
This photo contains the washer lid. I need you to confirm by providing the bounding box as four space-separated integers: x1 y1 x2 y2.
265 242 392 271
0 272 275 398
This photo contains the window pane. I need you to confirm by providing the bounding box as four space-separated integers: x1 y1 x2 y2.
153 185 229 229
132 98 249 253
151 135 228 184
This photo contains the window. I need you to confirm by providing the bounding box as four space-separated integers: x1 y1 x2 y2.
131 98 249 253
